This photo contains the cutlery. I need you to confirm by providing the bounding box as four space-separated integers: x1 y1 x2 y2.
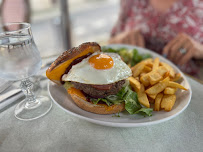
0 89 22 103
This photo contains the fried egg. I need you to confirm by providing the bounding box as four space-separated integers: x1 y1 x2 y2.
62 52 132 84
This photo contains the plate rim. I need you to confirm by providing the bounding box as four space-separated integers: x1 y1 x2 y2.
48 44 192 127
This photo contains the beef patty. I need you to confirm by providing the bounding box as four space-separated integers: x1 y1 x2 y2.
71 80 126 98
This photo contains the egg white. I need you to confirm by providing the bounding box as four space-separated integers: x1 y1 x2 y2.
62 52 132 84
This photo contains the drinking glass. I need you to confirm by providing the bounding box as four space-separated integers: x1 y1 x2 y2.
0 22 52 120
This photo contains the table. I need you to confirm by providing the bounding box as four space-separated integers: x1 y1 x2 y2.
0 76 203 152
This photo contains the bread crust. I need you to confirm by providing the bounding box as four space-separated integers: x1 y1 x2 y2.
47 42 101 72
69 94 125 114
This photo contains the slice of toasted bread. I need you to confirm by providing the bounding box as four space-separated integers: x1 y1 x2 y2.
70 93 125 114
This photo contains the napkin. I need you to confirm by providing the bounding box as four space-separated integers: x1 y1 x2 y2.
0 78 24 112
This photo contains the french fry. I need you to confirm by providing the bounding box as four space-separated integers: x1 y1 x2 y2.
131 58 152 71
161 94 176 111
140 74 150 87
140 72 147 77
171 73 181 82
164 87 177 95
129 56 187 112
152 58 159 71
132 63 145 77
128 77 141 92
148 72 163 85
148 94 157 99
154 93 163 111
168 81 187 90
137 84 150 108
140 58 153 65
160 62 175 78
142 65 152 73
156 66 168 77
139 58 153 68
135 77 140 81
145 77 170 95
163 71 170 79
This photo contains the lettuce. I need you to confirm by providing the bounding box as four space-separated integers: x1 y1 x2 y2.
102 47 151 67
63 81 73 90
90 85 153 116
124 89 142 114
91 98 112 106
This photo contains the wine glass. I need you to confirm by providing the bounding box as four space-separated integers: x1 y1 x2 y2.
0 22 52 121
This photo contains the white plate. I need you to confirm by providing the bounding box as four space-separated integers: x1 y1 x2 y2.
48 44 192 127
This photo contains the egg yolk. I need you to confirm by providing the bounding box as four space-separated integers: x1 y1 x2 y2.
88 54 114 70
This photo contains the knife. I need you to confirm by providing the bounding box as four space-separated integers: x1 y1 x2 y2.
0 89 22 103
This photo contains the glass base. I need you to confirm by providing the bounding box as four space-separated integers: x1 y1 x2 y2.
14 96 52 121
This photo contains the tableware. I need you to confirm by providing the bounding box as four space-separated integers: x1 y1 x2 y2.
48 44 192 127
0 88 21 103
0 22 52 120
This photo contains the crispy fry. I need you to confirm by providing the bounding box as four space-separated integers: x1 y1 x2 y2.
140 72 147 77
152 58 159 71
171 73 181 82
129 56 187 112
148 94 157 99
139 58 153 68
168 81 187 90
137 84 150 108
156 66 168 77
142 66 152 73
128 77 141 92
145 77 170 95
164 87 177 94
135 77 140 81
163 71 170 79
146 63 153 68
140 74 150 87
161 94 176 111
140 58 153 65
154 93 163 111
131 58 152 71
132 63 145 77
160 62 175 78
149 72 163 85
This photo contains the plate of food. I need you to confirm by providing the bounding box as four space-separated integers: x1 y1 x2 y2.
47 42 191 127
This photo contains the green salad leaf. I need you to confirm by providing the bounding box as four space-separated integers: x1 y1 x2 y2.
135 108 153 116
89 84 152 117
102 47 151 67
91 98 112 106
63 81 73 90
124 89 142 114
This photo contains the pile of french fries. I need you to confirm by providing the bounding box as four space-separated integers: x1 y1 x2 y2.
129 58 188 111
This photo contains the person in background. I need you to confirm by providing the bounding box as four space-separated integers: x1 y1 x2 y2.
109 0 203 77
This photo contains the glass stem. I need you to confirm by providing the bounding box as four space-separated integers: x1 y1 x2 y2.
20 78 39 108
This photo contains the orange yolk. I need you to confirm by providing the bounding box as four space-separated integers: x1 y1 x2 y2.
88 54 114 70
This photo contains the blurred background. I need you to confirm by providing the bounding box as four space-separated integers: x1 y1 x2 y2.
0 0 119 57
0 0 202 80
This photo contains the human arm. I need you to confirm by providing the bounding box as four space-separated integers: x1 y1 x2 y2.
108 29 145 47
109 0 145 47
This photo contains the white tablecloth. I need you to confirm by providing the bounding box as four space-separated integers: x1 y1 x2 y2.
0 76 202 152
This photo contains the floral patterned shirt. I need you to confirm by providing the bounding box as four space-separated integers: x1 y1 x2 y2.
111 0 203 76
